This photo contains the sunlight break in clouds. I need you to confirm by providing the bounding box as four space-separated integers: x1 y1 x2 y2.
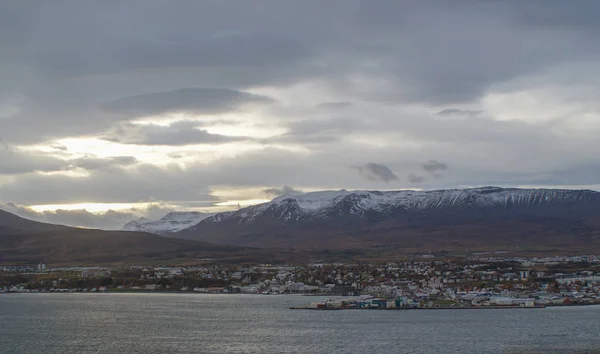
28 202 155 213
2 1 600 228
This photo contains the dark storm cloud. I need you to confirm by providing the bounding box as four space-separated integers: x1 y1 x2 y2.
103 88 274 117
354 163 399 183
104 121 245 146
263 185 304 198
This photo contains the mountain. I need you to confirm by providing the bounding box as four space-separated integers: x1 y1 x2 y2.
0 208 71 234
0 209 285 266
123 211 214 235
175 187 600 255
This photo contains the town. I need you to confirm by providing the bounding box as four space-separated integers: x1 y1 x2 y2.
2 254 600 309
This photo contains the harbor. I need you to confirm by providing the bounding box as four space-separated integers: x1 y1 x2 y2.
289 296 588 310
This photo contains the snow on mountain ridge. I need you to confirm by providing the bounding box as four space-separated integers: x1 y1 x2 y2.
192 187 600 227
273 187 598 211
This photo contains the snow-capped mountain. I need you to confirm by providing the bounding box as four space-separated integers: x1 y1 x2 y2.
123 211 214 235
190 187 600 225
175 187 600 250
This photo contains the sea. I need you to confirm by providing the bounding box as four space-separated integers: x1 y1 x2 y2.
1 293 599 354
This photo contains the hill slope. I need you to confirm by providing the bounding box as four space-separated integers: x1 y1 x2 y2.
0 209 283 265
175 187 600 255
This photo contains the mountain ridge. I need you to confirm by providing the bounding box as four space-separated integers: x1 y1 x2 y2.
187 186 600 226
173 187 600 254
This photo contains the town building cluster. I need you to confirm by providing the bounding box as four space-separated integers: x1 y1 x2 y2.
2 255 600 307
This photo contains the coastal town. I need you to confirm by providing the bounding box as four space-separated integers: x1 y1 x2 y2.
2 254 600 309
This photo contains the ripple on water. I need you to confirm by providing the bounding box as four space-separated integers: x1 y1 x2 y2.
1 294 600 354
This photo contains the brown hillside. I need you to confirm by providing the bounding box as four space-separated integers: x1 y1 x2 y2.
0 209 289 266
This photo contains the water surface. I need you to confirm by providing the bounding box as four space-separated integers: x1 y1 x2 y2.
1 293 599 353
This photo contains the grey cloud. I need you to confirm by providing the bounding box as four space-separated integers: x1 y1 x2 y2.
286 118 355 136
4 1 598 110
103 88 274 118
2 1 600 212
422 160 449 173
269 117 364 146
504 0 600 31
263 185 304 198
435 109 483 117
0 150 139 176
1 0 600 146
11 2 314 79
0 148 66 175
68 156 138 171
405 160 449 184
50 144 68 151
0 163 219 206
407 173 427 184
0 138 9 152
135 204 177 222
315 102 353 110
354 163 399 183
2 143 600 212
545 163 600 186
104 121 245 146
335 1 597 104
270 135 340 145
0 147 393 207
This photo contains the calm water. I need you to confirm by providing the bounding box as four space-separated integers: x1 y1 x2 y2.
1 294 599 354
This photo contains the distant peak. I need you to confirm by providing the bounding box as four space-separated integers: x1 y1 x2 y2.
122 210 215 234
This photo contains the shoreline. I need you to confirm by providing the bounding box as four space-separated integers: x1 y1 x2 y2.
290 305 546 310
289 303 600 310
3 292 599 310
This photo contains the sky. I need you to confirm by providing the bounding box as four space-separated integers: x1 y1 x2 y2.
1 0 600 229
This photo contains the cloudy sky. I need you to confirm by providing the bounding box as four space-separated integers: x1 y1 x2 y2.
2 1 600 229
